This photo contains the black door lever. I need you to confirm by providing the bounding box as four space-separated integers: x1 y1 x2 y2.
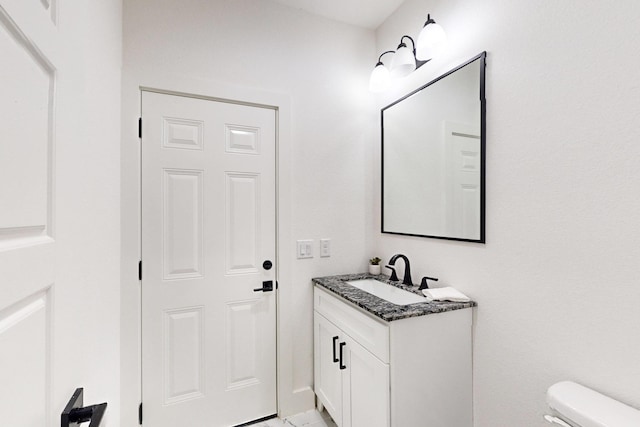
61 388 107 427
253 280 274 292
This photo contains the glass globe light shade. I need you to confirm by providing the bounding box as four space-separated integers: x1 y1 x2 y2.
416 22 447 60
369 62 391 92
389 45 416 79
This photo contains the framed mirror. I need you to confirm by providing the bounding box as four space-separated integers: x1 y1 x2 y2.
382 52 486 243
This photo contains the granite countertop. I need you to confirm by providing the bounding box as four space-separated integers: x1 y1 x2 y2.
312 273 476 322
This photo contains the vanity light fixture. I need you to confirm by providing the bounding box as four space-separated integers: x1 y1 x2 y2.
369 50 394 93
416 14 447 60
390 36 418 79
369 13 447 92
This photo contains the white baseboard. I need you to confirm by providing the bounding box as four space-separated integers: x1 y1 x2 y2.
279 386 315 418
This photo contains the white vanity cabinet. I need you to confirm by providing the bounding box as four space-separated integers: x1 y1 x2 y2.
315 312 390 427
313 286 472 427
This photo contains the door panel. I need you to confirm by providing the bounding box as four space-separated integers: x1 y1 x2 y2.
344 337 389 427
0 6 54 240
314 313 344 425
225 172 259 273
163 306 205 405
163 117 203 150
0 2 57 426
163 169 203 279
0 286 51 426
225 299 261 389
142 91 277 427
225 124 260 154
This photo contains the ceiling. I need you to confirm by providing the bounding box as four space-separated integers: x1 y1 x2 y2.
271 0 405 29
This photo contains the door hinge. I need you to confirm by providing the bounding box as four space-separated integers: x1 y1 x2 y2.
138 117 142 139
138 402 143 425
138 260 142 281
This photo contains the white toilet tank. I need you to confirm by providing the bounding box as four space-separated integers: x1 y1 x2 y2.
546 381 640 427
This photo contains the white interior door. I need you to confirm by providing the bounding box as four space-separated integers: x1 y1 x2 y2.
0 1 57 426
444 122 481 239
141 91 277 427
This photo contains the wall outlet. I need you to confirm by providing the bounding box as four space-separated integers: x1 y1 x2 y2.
320 239 331 257
296 240 314 259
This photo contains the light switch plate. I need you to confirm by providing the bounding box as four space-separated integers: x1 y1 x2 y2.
296 240 314 259
320 239 331 257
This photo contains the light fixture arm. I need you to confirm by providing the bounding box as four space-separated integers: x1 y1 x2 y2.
376 50 395 66
399 35 416 54
397 35 429 69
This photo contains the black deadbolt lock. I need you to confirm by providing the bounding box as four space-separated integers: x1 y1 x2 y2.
263 260 273 270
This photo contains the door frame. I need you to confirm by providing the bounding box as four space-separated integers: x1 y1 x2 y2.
121 71 312 426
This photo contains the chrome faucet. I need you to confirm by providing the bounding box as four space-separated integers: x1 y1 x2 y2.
386 254 413 286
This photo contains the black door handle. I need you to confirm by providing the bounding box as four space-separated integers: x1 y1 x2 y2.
332 336 339 363
253 280 274 292
61 388 107 427
339 342 346 370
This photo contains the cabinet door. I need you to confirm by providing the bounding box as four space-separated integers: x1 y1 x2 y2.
314 312 344 425
342 337 390 427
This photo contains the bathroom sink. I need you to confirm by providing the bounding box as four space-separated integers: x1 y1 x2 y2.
345 279 427 306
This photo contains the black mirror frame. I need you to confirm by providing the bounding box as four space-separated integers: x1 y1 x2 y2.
381 51 487 243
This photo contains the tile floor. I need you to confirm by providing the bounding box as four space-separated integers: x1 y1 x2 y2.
247 409 337 427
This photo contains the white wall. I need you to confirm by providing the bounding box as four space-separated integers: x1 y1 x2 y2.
120 0 376 422
372 0 640 425
55 0 122 424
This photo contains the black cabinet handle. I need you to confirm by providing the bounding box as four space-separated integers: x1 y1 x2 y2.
339 342 346 370
332 336 339 363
